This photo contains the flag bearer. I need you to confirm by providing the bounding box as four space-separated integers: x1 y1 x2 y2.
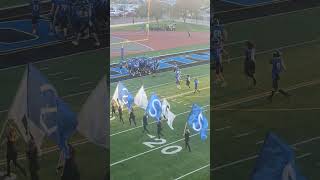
142 114 150 134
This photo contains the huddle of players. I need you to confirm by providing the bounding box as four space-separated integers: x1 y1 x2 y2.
31 0 108 46
174 63 200 93
212 18 290 101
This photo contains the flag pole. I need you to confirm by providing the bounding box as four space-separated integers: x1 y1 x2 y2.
26 64 31 140
183 121 187 136
0 118 9 145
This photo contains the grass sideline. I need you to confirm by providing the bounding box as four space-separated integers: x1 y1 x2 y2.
211 6 320 180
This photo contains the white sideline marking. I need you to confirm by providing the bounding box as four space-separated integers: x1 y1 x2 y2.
212 136 320 171
234 131 256 138
110 133 200 166
296 153 312 159
48 72 64 76
39 67 49 71
173 164 210 180
215 126 231 132
80 82 93 86
63 77 78 81
255 140 264 145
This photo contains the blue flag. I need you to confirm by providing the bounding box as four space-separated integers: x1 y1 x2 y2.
118 82 134 111
251 132 306 180
146 93 162 121
27 64 77 158
187 104 208 141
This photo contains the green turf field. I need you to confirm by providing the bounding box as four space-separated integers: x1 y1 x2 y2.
212 6 320 180
0 48 107 179
110 63 210 180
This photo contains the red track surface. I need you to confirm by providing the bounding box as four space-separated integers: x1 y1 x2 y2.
111 31 209 57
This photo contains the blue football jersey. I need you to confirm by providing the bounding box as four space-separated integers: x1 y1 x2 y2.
32 0 40 17
213 25 224 41
271 57 283 76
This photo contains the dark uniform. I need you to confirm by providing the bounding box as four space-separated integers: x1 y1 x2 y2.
31 0 40 34
6 130 27 177
244 41 257 87
142 114 150 133
267 51 290 102
129 110 137 126
55 0 70 38
156 120 164 139
61 145 80 180
118 105 124 124
194 78 200 93
186 75 191 88
31 0 40 25
111 102 116 117
213 43 223 75
184 129 191 152
26 139 39 180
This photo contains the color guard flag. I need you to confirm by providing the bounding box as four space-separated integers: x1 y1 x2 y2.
187 104 208 141
112 83 119 104
118 82 134 111
251 132 306 180
161 99 176 130
134 85 148 110
78 76 108 148
146 93 162 122
7 64 78 158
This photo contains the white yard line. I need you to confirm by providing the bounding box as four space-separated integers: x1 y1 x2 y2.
215 126 231 132
63 77 79 81
234 130 256 138
296 153 312 159
80 82 93 86
48 72 64 76
173 164 210 180
39 67 49 71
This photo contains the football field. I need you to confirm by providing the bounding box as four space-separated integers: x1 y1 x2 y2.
0 48 108 180
212 6 320 179
110 63 210 180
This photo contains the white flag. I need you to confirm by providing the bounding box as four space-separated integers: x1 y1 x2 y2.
112 83 119 102
78 76 108 148
7 68 45 151
134 85 148 110
166 111 176 130
161 99 176 130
